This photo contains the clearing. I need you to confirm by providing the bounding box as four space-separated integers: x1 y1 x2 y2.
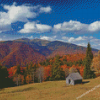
0 77 100 100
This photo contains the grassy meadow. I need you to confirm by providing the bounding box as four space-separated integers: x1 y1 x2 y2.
0 77 100 100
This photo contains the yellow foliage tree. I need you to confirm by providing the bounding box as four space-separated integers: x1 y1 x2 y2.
26 75 32 84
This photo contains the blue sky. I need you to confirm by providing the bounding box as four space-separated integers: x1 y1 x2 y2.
0 0 100 49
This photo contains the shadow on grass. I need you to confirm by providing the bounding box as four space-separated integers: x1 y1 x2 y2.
0 87 35 94
82 81 90 84
11 87 35 93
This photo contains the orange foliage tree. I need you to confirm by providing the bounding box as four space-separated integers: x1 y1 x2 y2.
44 65 51 81
8 66 25 85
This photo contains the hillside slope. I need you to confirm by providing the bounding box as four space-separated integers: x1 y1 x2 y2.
0 77 100 100
46 41 98 58
0 38 98 67
0 42 45 67
14 39 98 57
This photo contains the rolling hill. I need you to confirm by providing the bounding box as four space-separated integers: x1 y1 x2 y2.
0 38 98 67
0 77 100 100
0 41 46 67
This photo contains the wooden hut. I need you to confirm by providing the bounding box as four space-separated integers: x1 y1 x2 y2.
66 72 82 85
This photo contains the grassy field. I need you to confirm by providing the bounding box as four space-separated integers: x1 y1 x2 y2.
0 77 100 100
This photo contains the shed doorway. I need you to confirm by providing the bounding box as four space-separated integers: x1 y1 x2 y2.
69 79 71 84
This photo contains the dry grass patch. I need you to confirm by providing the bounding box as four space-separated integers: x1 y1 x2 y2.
0 77 100 100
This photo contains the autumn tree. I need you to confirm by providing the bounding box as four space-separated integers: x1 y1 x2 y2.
61 65 69 78
25 63 38 83
14 65 22 86
44 66 51 81
29 63 38 83
25 74 32 84
64 68 69 78
83 43 95 79
69 67 78 73
92 50 100 72
36 66 44 83
28 62 34 82
62 56 67 65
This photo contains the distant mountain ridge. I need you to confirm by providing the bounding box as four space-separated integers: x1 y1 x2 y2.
0 38 98 67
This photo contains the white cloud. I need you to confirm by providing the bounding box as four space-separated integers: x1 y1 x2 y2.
53 20 88 34
19 22 52 33
40 6 52 13
28 36 34 39
88 21 100 32
0 3 52 33
62 36 100 49
39 35 100 49
40 35 56 41
20 20 100 34
2 3 52 23
53 20 100 34
75 36 85 41
0 3 37 24
0 38 2 41
62 36 86 42
67 37 75 42
77 43 87 47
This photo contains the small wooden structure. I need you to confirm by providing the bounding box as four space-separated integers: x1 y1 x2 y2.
66 72 82 85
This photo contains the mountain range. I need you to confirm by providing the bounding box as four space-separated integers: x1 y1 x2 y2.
0 38 98 67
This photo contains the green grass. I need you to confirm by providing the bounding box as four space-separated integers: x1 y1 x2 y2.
0 77 100 100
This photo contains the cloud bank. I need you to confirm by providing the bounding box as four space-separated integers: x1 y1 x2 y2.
19 20 100 34
40 35 57 41
53 20 100 34
62 36 100 49
19 22 52 33
0 3 52 33
0 3 100 35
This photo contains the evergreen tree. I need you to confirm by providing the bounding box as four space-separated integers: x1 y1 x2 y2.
25 63 39 83
86 43 93 60
50 55 65 80
16 65 21 74
83 43 95 79
0 65 8 88
29 63 38 83
0 65 14 88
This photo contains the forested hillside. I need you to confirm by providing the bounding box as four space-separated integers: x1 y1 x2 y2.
6 53 85 86
0 38 98 67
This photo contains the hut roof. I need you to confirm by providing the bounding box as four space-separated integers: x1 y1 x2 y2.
67 72 83 81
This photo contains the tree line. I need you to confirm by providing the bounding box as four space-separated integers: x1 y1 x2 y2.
0 42 97 88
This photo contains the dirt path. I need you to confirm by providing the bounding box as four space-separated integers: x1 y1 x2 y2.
76 84 100 100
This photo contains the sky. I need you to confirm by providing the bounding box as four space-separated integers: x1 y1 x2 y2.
0 0 100 49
